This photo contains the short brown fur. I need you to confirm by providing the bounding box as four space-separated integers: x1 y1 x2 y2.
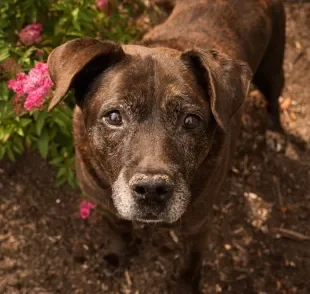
47 0 286 292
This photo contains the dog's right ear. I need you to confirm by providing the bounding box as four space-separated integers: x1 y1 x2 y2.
47 38 125 111
181 49 252 133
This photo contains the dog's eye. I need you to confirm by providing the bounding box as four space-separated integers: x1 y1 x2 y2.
105 111 123 126
183 114 201 129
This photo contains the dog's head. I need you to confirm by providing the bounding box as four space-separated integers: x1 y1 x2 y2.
48 38 251 223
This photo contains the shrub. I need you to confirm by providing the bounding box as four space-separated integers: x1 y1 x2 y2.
0 0 143 187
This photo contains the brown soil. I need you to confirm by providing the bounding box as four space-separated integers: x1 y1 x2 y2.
1 3 310 294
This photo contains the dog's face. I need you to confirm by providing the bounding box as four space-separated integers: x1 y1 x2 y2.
48 38 251 223
81 47 215 223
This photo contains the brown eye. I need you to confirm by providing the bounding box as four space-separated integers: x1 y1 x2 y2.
105 111 123 126
183 114 201 129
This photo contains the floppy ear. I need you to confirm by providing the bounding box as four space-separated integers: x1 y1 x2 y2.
181 49 252 132
47 38 125 111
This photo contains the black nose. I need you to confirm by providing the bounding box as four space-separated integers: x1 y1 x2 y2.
131 175 174 205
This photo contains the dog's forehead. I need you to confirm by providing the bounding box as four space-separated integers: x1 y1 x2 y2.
121 44 192 86
122 44 181 57
89 44 207 112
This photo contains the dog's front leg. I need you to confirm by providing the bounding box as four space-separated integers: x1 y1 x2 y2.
182 244 203 293
100 217 133 277
176 233 206 294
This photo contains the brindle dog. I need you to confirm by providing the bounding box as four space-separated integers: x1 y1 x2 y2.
47 0 285 292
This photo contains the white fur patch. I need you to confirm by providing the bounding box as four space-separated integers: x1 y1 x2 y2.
112 169 137 220
164 176 190 223
112 169 191 223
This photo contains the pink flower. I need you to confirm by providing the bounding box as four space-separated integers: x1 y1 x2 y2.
8 72 27 97
8 62 53 111
18 23 43 46
80 200 96 219
97 0 108 10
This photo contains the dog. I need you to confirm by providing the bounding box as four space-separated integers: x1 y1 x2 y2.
47 0 285 292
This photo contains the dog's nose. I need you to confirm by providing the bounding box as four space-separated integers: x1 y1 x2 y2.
130 175 174 204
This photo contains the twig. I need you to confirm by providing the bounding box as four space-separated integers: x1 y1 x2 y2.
273 176 284 207
272 227 310 241
169 230 179 243
124 269 132 287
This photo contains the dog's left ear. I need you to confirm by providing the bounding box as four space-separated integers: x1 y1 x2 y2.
181 49 252 132
47 38 125 111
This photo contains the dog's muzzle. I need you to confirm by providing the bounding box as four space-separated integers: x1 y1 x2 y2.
112 169 190 223
130 173 174 207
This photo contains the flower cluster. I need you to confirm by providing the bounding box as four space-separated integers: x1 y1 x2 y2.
97 0 108 10
8 62 53 111
18 23 43 46
80 200 96 219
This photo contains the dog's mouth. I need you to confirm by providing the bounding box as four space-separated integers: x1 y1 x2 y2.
136 218 164 223
135 210 165 223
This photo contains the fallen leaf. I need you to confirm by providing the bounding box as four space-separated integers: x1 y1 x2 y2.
295 41 302 49
280 97 292 110
289 111 297 121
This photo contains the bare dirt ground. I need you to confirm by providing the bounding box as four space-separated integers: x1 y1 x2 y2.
1 3 310 294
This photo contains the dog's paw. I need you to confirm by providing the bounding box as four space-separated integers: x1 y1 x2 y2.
167 280 193 294
102 252 127 277
167 276 201 294
99 222 133 277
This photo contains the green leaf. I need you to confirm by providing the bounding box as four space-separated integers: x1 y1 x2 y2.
48 126 57 141
53 117 66 128
16 138 24 153
19 47 36 65
56 176 67 187
7 147 15 161
50 156 63 165
12 136 24 154
12 143 22 154
72 8 80 21
0 146 5 160
68 175 77 188
56 166 67 178
36 111 47 136
0 81 10 102
16 127 24 136
37 130 49 159
0 47 9 63
19 118 32 127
